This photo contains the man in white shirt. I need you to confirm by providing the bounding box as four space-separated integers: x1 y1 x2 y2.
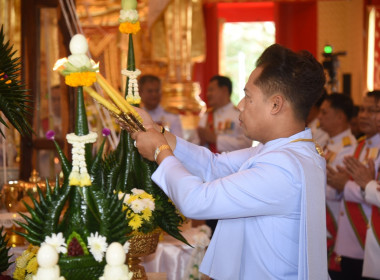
197 75 252 153
139 75 183 137
197 75 252 232
317 93 357 279
131 44 328 279
338 90 380 280
328 91 380 280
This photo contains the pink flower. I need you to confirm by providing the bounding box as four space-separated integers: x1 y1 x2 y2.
102 128 111 136
46 130 55 140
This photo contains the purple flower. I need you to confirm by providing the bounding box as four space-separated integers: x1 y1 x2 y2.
46 130 55 140
3 74 8 79
102 128 111 137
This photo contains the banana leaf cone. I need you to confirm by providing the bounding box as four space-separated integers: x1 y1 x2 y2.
104 34 189 244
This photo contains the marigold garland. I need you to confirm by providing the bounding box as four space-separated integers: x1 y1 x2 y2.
65 72 97 87
119 21 141 34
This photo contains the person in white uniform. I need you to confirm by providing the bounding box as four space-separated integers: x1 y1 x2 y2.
138 74 183 137
197 75 252 232
130 44 328 280
328 91 380 280
317 93 357 279
338 90 380 280
197 75 252 153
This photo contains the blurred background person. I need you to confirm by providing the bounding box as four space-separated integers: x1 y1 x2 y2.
307 89 328 147
139 75 183 137
318 93 356 280
197 75 252 153
328 91 380 280
350 105 364 140
196 75 252 233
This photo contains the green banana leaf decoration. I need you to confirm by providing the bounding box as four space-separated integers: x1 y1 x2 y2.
0 25 32 138
16 18 189 279
0 226 13 275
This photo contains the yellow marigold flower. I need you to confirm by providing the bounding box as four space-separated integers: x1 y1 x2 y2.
129 214 142 230
13 267 26 280
26 256 38 274
65 72 96 87
119 21 140 34
29 245 39 254
141 208 152 221
16 252 30 268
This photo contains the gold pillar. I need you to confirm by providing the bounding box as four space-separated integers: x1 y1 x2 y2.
151 0 206 115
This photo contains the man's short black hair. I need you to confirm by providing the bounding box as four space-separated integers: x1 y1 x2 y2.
254 44 326 121
210 75 233 96
324 93 354 121
138 74 161 89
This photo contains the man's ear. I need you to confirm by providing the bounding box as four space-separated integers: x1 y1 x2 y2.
270 95 284 115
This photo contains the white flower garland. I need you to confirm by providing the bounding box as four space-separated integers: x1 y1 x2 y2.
121 68 141 104
66 131 98 187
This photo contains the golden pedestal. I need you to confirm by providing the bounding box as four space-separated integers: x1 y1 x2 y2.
127 230 161 280
161 81 205 115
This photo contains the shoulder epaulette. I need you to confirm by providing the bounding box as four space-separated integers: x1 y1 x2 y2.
357 135 366 143
342 136 352 147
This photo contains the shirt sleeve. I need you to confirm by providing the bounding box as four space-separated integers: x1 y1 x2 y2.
174 137 254 181
344 180 366 203
365 180 380 207
152 150 301 220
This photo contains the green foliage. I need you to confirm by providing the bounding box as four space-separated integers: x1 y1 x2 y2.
0 25 32 137
16 27 188 280
0 226 13 274
15 179 70 245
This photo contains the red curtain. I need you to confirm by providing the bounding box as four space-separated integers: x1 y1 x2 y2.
193 1 317 101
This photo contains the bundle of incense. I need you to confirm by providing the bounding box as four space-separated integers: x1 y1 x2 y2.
84 77 145 133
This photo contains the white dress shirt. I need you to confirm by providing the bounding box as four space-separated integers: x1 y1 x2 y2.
198 103 252 152
144 105 183 138
335 133 380 260
152 129 328 280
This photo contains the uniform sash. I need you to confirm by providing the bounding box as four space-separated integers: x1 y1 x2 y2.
326 204 340 271
344 137 368 249
207 110 218 153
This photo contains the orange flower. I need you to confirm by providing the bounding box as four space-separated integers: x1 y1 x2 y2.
65 72 96 87
119 21 141 34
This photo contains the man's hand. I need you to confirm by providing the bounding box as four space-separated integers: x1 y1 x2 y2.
344 156 375 190
197 127 216 145
132 128 169 162
327 165 349 192
133 107 155 129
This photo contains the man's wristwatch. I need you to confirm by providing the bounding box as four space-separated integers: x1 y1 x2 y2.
154 144 171 161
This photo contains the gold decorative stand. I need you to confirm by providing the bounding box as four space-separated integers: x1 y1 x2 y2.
127 230 161 280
